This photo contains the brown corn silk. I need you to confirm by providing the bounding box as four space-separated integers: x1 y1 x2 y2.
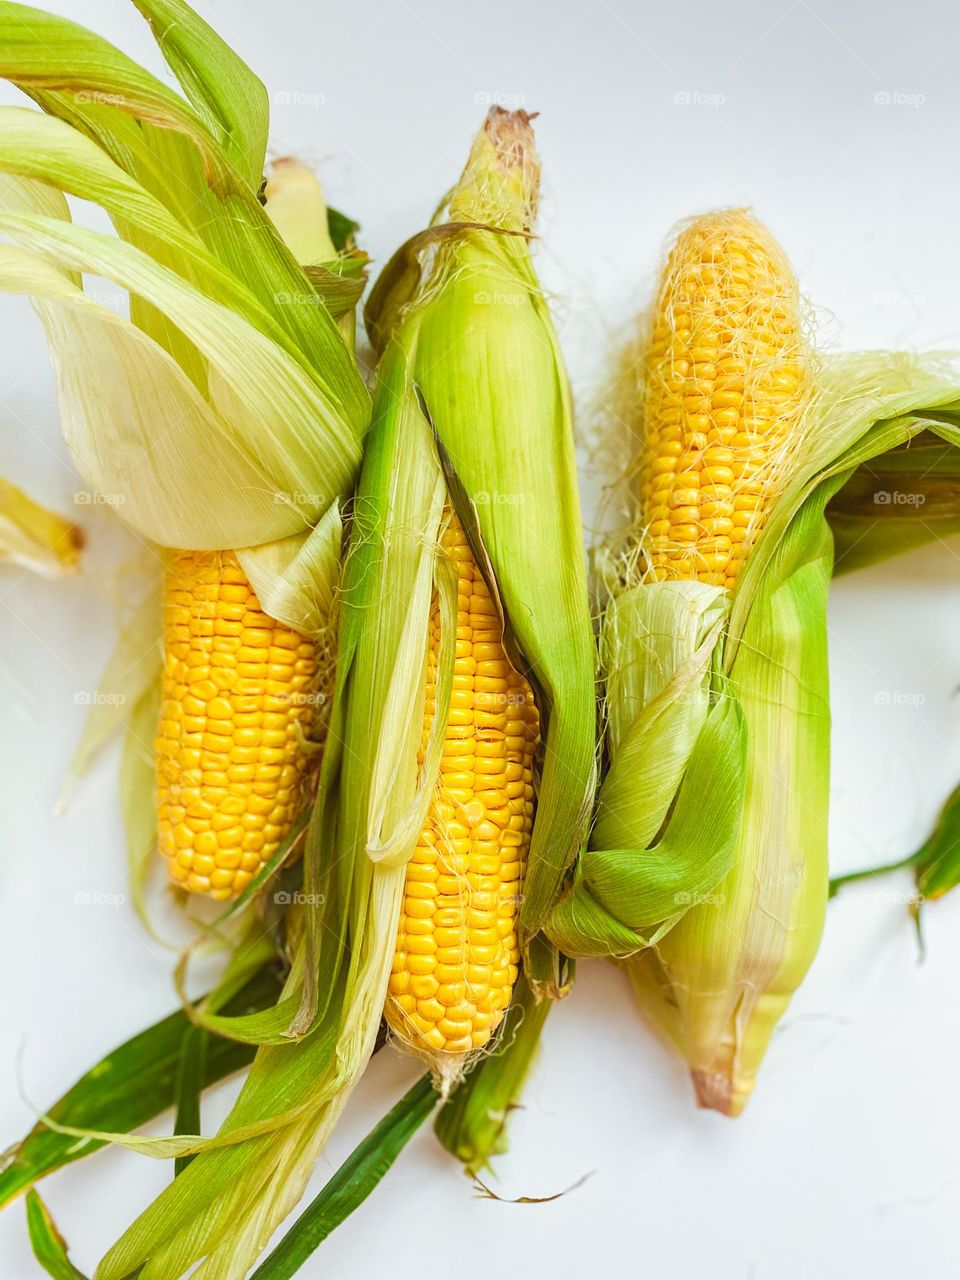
385 514 539 1056
156 551 320 899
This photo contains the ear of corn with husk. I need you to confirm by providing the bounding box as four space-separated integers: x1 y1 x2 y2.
90 107 596 1280
0 1 370 917
546 209 960 1115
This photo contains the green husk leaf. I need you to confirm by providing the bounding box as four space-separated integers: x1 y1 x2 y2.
130 0 269 189
549 671 745 957
591 584 728 846
247 1075 436 1280
0 107 287 346
173 1027 208 1177
434 972 550 1175
545 580 745 957
0 965 282 1208
25 1190 88 1280
407 113 597 989
0 3 225 175
828 428 960 574
0 9 371 452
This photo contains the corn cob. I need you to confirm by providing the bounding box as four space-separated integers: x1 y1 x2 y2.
155 551 318 899
152 156 351 901
386 515 539 1056
641 209 810 587
623 209 818 1115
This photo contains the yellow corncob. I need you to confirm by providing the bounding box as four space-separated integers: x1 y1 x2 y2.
385 516 539 1057
641 209 810 588
156 551 318 899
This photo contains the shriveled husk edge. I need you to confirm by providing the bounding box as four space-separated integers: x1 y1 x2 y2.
571 350 960 1115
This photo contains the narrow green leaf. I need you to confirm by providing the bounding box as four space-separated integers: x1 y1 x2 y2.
25 1190 88 1280
248 1075 436 1280
830 781 960 904
173 1027 208 1177
0 965 282 1207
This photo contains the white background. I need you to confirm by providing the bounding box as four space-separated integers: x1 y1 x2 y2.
2 1 960 1277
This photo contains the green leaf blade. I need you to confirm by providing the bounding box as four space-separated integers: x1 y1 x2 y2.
249 1075 436 1280
25 1191 89 1280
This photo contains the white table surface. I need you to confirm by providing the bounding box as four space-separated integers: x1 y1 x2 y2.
2 1 959 1277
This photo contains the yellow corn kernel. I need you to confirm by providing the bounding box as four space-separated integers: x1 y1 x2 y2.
640 210 812 589
385 515 539 1059
155 551 321 900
